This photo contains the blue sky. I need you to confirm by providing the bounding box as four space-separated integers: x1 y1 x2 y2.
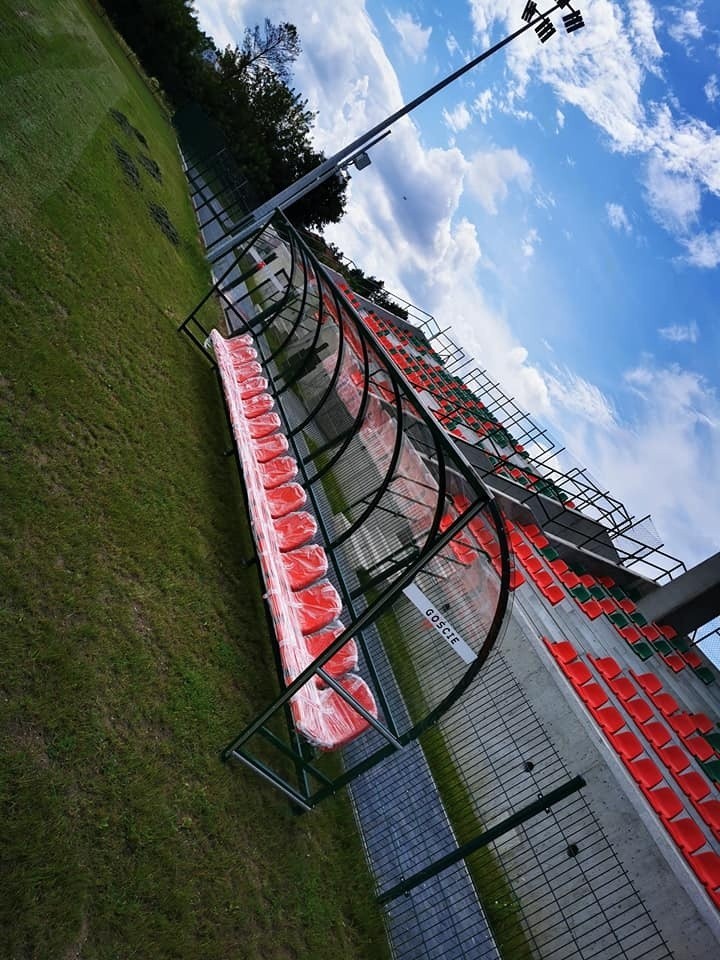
195 0 720 572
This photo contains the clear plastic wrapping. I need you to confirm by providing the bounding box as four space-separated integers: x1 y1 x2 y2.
253 433 289 463
282 544 328 590
290 675 377 751
229 345 258 365
242 392 275 420
273 511 317 552
234 360 262 382
238 376 269 400
265 482 307 519
305 623 358 676
295 581 343 635
247 412 282 439
211 329 376 751
260 456 298 490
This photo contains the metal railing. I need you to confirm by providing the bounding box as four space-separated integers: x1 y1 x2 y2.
180 211 513 807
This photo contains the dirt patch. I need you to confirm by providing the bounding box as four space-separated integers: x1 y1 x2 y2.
132 125 148 148
63 912 89 960
112 140 140 189
137 153 162 182
148 202 179 245
6 720 50 768
109 107 132 135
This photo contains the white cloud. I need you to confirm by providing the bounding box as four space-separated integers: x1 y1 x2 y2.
667 4 704 49
658 321 699 343
643 154 701 234
555 108 565 131
466 1 720 259
546 368 617 429
705 74 719 105
472 89 493 124
388 10 432 62
682 230 720 269
547 362 720 568
442 101 471 133
446 32 460 58
464 148 532 215
191 0 720 568
606 202 632 234
627 0 663 72
521 227 539 258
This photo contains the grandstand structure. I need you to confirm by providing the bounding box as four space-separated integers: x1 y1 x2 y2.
178 141 720 960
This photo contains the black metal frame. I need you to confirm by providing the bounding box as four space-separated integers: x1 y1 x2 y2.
180 210 513 807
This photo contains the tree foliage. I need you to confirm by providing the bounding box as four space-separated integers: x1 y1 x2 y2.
226 19 301 84
98 0 346 230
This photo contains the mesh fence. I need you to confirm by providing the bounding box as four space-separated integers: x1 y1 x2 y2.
180 189 675 960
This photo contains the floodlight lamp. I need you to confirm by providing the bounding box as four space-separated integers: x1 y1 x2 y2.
563 10 585 33
535 17 556 43
521 1 538 22
353 151 372 170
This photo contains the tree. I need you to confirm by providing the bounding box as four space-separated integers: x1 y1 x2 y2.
219 20 301 85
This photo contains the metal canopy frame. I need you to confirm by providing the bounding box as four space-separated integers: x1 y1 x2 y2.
180 211 513 808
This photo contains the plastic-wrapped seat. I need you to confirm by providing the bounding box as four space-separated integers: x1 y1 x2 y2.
281 544 328 591
292 674 377 750
260 456 298 490
234 360 262 381
274 511 317 552
305 624 358 676
265 483 307 519
228 344 257 365
238 376 268 400
247 412 282 439
295 581 343 635
242 392 275 419
253 433 289 463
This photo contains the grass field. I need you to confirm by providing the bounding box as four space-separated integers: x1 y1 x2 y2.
0 2 389 957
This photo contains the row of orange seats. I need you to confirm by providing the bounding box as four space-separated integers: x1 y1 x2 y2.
212 329 377 750
545 638 720 908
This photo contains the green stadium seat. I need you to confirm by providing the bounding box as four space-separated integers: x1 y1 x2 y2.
695 666 715 686
701 759 720 783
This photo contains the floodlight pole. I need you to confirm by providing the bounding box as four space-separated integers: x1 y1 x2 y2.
208 2 584 262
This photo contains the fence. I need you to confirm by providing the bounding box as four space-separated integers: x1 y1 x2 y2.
176 146 676 960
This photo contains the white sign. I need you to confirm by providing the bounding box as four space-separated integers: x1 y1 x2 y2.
403 583 476 665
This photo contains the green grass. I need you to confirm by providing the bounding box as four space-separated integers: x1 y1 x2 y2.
0 3 388 957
